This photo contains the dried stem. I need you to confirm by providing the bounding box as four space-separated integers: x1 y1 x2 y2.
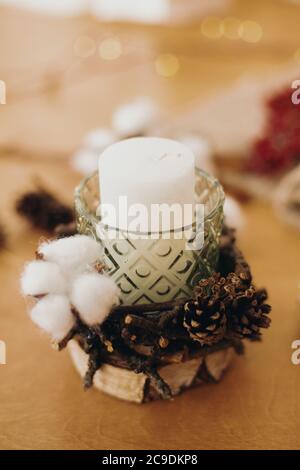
144 367 172 400
124 314 158 334
112 300 184 316
84 347 102 390
57 327 77 351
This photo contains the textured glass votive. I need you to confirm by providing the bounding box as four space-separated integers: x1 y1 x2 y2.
75 170 224 305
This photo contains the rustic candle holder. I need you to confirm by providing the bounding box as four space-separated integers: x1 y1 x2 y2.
21 174 271 404
66 226 271 403
74 169 224 305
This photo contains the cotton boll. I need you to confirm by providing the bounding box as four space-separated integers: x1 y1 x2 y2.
21 260 67 296
90 0 170 23
224 196 244 232
84 128 117 152
30 295 74 341
39 235 103 276
179 135 215 175
90 0 169 23
72 129 117 175
112 97 159 137
72 149 99 175
3 0 87 16
70 273 120 326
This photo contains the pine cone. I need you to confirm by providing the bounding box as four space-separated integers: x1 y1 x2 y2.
183 275 227 346
228 285 271 340
183 272 271 345
16 188 74 232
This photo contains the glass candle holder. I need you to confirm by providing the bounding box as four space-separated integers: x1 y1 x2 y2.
75 170 224 305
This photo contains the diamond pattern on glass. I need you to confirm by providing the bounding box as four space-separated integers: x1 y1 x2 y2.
75 170 224 305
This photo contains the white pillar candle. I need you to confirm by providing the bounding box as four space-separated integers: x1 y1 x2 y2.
98 137 195 232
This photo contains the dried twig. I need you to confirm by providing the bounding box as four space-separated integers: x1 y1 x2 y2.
84 347 102 390
144 367 172 400
56 327 77 351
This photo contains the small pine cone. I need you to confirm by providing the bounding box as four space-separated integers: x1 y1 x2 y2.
16 188 74 232
183 276 227 346
229 287 271 340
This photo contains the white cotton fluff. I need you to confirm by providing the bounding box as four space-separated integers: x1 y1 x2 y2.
72 149 99 175
178 135 215 175
84 128 117 152
224 196 245 232
39 235 103 276
30 295 74 341
21 261 67 296
90 0 169 23
72 129 117 175
112 97 159 137
2 0 87 16
70 273 120 326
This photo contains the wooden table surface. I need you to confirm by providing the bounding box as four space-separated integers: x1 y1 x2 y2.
0 0 300 450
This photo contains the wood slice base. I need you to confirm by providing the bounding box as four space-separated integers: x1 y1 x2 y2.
68 340 236 403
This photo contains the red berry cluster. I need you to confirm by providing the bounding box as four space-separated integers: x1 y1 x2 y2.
247 88 300 175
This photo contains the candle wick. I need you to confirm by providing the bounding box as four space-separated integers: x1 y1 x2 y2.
152 152 182 162
152 153 167 162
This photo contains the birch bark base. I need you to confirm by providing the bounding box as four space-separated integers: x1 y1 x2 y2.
68 340 235 403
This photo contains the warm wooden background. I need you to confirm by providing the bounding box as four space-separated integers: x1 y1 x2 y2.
0 0 300 450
